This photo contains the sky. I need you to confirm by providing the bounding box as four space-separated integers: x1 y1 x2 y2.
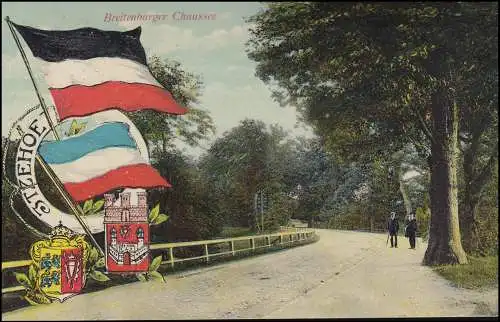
1 2 314 157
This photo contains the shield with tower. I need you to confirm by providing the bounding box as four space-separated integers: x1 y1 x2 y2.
104 191 150 272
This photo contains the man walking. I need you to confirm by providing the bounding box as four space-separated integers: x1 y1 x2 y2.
405 213 418 249
387 212 399 248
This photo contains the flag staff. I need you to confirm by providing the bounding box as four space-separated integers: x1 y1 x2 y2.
5 16 59 140
5 16 104 256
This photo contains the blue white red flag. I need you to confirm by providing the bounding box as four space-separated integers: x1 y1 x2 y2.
38 111 171 202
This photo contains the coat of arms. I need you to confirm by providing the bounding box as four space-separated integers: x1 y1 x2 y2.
29 222 90 302
104 192 150 272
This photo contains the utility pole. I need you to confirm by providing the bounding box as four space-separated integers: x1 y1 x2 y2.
260 192 264 233
254 190 267 234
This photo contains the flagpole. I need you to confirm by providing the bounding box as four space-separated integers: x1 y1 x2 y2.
5 16 59 140
35 154 104 255
5 16 104 256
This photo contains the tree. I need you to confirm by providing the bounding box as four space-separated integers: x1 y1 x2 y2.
246 2 497 264
288 137 343 226
199 119 298 230
148 149 224 243
129 56 216 157
200 119 270 228
457 48 499 254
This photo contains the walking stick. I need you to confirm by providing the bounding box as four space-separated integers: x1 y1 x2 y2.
386 232 390 247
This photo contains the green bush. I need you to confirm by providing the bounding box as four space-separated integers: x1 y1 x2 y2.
415 196 431 241
474 171 499 256
149 152 224 244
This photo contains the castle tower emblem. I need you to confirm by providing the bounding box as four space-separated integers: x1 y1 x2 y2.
104 191 150 272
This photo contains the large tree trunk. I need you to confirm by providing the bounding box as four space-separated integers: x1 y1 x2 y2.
460 131 496 254
460 196 481 253
459 130 481 253
423 89 468 266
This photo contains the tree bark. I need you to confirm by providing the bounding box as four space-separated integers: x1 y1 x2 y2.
460 197 481 253
458 102 499 252
460 150 496 254
422 88 468 266
460 135 480 253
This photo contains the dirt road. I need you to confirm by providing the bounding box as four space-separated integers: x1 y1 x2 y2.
2 229 497 320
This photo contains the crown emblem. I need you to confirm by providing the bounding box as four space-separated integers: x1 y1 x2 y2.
50 221 75 240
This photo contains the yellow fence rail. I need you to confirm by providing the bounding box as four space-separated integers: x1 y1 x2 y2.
2 228 317 294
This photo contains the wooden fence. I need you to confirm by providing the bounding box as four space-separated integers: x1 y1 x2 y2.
1 228 317 295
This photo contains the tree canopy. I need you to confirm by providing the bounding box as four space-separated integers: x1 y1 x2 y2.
246 2 498 265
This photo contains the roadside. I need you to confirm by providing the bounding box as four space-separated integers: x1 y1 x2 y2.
264 230 498 318
2 229 497 320
433 255 498 290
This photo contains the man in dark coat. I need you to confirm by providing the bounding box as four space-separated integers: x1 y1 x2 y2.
387 212 399 248
405 213 418 249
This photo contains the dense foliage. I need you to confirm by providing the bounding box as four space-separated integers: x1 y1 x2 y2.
246 2 498 264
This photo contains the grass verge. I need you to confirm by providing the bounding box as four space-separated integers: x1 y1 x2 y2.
432 255 498 289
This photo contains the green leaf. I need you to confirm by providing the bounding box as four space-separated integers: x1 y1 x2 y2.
25 290 52 305
32 291 51 304
149 255 163 272
149 204 160 223
28 265 37 285
88 247 99 265
24 294 40 306
66 120 78 136
148 271 165 282
153 214 169 225
136 273 147 282
83 200 94 214
67 120 87 136
14 272 32 289
92 199 105 213
94 257 105 268
90 270 110 282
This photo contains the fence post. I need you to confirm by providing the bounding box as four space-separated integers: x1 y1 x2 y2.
279 234 283 245
169 247 175 268
266 236 270 247
205 244 209 263
251 238 255 251
231 241 235 256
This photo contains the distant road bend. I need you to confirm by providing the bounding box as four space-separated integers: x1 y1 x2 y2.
2 229 498 320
